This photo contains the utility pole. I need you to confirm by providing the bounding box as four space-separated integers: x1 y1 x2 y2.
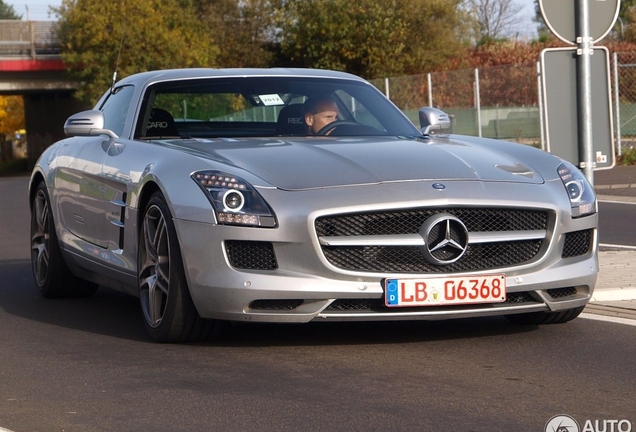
577 0 594 184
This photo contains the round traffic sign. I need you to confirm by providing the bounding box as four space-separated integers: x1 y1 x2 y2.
539 0 620 45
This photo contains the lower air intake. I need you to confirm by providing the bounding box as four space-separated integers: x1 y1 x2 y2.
225 241 278 270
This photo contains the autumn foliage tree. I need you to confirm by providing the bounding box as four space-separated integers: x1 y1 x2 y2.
53 0 469 104
55 0 219 104
0 96 25 161
0 96 24 136
54 0 630 110
193 0 276 68
277 0 464 79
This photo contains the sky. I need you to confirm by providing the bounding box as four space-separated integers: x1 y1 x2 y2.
7 0 58 20
6 0 539 37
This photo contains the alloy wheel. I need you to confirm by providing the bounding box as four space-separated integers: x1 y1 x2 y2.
31 189 50 286
139 204 171 328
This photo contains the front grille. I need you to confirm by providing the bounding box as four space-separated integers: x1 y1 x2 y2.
505 291 536 303
225 241 277 270
327 299 382 311
562 230 592 258
316 208 549 273
249 300 303 310
316 208 548 236
322 242 543 273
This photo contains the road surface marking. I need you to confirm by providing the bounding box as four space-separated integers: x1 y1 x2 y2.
580 312 636 326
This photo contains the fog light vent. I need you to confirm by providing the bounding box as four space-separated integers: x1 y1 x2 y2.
547 287 578 299
225 241 277 270
562 230 592 258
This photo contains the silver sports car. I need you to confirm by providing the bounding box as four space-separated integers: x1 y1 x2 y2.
29 68 598 342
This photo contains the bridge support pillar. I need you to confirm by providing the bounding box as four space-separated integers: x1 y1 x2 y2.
25 92 89 169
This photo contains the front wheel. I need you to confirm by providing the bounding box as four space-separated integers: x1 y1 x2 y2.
138 192 222 342
505 306 585 325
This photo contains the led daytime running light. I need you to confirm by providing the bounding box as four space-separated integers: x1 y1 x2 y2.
194 173 246 190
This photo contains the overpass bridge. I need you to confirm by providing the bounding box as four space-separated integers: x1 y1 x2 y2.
0 20 86 167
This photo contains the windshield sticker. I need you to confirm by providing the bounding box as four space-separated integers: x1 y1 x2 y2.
259 94 285 106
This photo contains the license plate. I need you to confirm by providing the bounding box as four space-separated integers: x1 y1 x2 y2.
384 274 506 307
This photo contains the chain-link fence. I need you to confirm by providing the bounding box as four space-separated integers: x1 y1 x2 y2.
615 51 636 151
370 63 541 145
371 53 636 154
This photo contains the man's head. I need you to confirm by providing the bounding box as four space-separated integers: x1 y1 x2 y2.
304 97 339 135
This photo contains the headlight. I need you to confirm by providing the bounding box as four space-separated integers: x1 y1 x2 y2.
558 162 597 218
192 171 277 227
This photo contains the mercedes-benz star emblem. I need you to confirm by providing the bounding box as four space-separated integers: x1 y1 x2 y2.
418 214 469 265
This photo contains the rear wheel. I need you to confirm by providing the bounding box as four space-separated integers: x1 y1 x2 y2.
30 181 98 298
138 192 222 343
505 306 585 325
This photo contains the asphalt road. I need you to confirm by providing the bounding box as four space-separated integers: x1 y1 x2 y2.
598 200 636 247
1 176 634 432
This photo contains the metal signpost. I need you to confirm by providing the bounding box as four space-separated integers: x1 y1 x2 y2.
540 0 620 45
541 47 614 171
538 0 620 184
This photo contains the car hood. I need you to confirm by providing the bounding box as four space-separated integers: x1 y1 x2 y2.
170 136 546 190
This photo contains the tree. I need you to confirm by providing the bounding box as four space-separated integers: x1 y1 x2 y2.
277 0 463 79
0 0 24 144
194 0 276 67
0 96 25 161
55 0 219 104
616 0 636 39
618 1 636 42
0 96 24 135
0 0 21 19
462 0 525 44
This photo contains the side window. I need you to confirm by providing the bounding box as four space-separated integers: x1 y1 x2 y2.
99 85 135 137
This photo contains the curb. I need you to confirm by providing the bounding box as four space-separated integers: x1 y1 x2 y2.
596 249 636 304
596 194 636 203
590 287 636 302
595 182 636 190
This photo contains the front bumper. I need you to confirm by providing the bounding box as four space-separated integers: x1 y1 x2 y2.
173 180 598 323
174 223 598 324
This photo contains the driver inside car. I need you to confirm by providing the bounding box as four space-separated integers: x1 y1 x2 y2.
303 97 339 135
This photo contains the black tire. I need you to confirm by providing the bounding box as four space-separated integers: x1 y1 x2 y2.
30 181 98 298
505 306 585 325
138 192 222 343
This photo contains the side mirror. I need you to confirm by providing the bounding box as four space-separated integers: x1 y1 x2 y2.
64 110 118 138
418 107 452 135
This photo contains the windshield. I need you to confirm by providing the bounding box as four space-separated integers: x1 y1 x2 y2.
134 76 421 139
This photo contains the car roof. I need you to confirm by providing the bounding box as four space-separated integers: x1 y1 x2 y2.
115 68 367 87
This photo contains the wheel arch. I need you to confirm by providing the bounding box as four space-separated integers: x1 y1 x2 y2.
136 180 162 237
28 171 46 210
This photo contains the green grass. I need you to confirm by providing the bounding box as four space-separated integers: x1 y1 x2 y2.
618 147 636 165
